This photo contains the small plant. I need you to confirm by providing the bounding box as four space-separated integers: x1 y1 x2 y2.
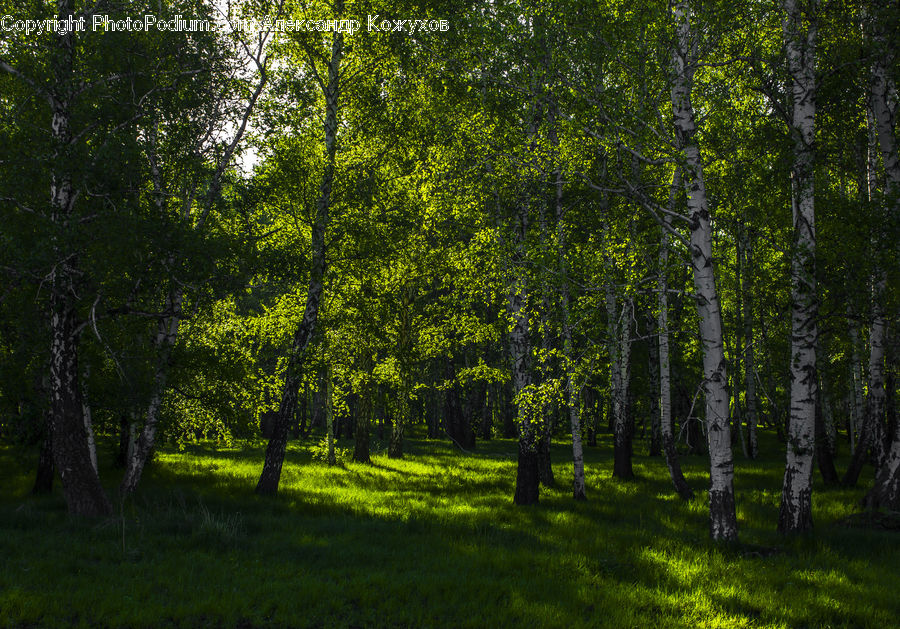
310 437 351 464
197 501 244 543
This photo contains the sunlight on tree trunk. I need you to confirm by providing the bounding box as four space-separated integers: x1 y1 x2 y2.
670 0 736 541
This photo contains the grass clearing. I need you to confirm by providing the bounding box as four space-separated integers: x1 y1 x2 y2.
1 432 897 628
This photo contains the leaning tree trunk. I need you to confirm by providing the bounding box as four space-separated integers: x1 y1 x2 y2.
671 0 737 541
120 288 182 497
256 26 342 495
778 0 819 535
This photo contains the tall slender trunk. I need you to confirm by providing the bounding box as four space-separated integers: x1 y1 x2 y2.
815 386 839 485
648 312 662 457
549 124 586 500
847 311 864 455
607 276 634 480
778 0 818 535
671 0 737 540
741 227 759 459
256 25 342 495
326 367 335 466
353 358 372 464
46 0 111 516
862 20 900 508
509 179 539 502
659 180 693 501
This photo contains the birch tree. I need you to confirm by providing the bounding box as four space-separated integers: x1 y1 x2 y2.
778 0 818 534
256 2 344 495
670 0 737 541
861 2 900 510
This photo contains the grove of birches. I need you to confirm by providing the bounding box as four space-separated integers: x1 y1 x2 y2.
1 0 899 544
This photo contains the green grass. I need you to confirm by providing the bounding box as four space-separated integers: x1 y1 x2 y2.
1 431 897 628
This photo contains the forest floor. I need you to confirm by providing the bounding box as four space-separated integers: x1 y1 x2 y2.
0 430 898 628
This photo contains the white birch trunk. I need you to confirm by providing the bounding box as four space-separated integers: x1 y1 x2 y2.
257 20 342 495
120 288 183 496
81 368 97 474
41 0 112 516
550 126 586 500
671 0 737 541
862 16 900 508
778 0 818 534
848 312 864 454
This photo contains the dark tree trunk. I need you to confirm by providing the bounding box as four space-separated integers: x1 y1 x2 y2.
502 382 517 438
843 414 875 487
613 429 634 480
481 384 493 440
537 427 555 487
426 387 441 439
815 391 839 486
32 427 54 494
113 413 131 469
49 291 112 516
388 392 404 458
257 24 342 495
663 433 694 500
353 392 371 464
648 329 662 456
514 445 539 505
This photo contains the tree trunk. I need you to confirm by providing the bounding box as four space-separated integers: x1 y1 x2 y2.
353 392 371 464
481 384 493 441
80 368 97 474
607 276 634 480
550 136 586 500
741 227 759 459
648 312 662 457
32 423 55 495
815 383 839 486
41 0 112 518
120 288 182 497
671 0 736 541
49 290 112 516
658 183 693 501
256 25 342 495
778 0 818 535
510 266 538 503
847 312 864 455
861 9 900 509
326 369 335 466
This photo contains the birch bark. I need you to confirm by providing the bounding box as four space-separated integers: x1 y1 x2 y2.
777 0 819 534
257 21 342 494
43 0 112 517
670 0 736 540
862 14 900 509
